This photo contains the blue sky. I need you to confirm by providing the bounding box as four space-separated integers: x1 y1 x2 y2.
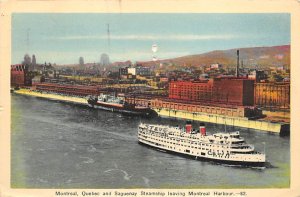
12 13 290 65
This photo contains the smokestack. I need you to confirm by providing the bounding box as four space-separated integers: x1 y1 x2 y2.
199 123 206 136
241 60 244 69
185 121 192 133
236 50 240 77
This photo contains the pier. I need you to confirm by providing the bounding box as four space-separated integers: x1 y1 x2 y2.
14 89 87 105
13 88 289 136
154 107 289 136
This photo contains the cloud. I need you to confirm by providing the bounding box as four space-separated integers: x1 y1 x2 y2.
15 50 191 64
110 51 191 61
51 34 236 41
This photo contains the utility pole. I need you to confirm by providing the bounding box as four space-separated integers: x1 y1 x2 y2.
107 23 110 52
26 28 30 53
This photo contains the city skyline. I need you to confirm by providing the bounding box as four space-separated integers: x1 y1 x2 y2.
12 13 290 65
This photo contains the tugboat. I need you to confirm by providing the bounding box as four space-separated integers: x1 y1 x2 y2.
87 93 155 116
138 122 266 166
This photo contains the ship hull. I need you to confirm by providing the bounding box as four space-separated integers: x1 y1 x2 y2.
138 141 265 167
88 100 155 116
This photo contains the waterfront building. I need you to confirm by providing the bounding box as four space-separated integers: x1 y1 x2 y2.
254 82 290 110
169 78 254 106
11 64 33 87
35 83 101 96
169 80 213 102
213 78 254 106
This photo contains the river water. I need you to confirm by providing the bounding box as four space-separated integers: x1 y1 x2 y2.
11 94 290 188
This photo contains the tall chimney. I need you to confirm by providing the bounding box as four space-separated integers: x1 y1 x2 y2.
236 50 240 77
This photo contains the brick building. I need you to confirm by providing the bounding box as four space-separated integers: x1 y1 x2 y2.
169 78 254 106
11 64 33 87
212 78 254 106
169 80 213 102
35 83 101 96
254 82 290 110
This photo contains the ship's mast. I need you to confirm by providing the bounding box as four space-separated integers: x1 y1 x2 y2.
224 117 227 132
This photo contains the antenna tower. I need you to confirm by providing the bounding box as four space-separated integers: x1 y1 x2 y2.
26 28 30 52
107 23 110 51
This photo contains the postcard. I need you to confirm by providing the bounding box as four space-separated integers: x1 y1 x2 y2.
0 0 299 197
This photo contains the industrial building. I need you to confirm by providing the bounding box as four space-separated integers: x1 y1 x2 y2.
11 64 33 87
125 95 262 118
35 83 101 96
169 80 213 102
213 78 254 106
254 82 290 110
169 78 254 106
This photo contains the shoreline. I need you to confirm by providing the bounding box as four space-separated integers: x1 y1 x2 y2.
13 88 289 136
13 89 87 105
153 108 289 136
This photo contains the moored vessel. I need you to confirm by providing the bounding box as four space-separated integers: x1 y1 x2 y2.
138 122 266 166
87 93 155 116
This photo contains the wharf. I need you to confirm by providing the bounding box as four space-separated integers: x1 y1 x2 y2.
154 108 290 136
13 89 87 105
13 89 289 136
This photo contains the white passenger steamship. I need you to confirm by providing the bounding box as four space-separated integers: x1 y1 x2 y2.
138 122 266 166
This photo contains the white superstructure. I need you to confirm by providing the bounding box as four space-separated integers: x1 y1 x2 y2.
138 122 266 166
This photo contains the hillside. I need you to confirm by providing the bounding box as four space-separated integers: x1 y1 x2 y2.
139 45 290 69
